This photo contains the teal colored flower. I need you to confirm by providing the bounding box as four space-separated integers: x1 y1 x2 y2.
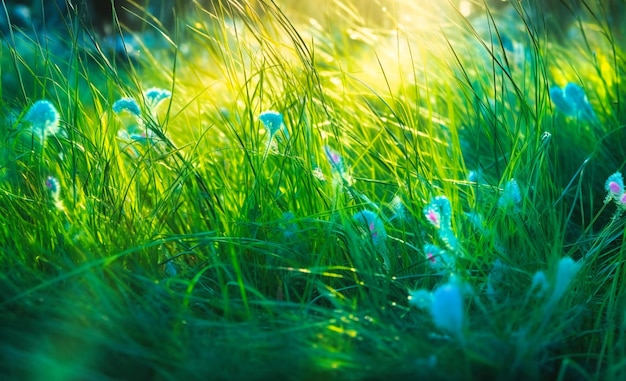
144 87 171 111
424 196 460 252
550 82 598 122
24 100 61 141
431 282 464 339
423 243 454 271
352 210 387 247
112 97 142 118
424 196 453 230
259 110 284 137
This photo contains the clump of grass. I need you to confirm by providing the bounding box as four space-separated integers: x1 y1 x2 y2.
1 0 626 379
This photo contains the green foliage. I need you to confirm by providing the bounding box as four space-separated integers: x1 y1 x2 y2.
1 0 626 380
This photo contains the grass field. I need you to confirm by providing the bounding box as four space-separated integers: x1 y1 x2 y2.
1 0 626 379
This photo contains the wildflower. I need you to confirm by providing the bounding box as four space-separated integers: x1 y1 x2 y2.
498 178 521 212
605 172 624 203
24 100 62 142
424 196 460 252
144 87 171 111
548 256 581 306
353 210 387 247
431 282 464 339
352 209 390 269
112 97 142 118
259 110 285 137
423 244 454 271
424 203 441 229
323 145 344 174
550 82 598 122
424 196 453 230
467 170 486 183
465 211 484 233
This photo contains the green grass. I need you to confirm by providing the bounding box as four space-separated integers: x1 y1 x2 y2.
1 0 626 379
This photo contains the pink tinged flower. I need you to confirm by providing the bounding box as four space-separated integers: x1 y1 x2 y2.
425 207 441 229
323 145 345 173
423 244 454 270
45 176 60 195
352 210 387 247
605 172 624 202
424 244 441 264
609 182 622 194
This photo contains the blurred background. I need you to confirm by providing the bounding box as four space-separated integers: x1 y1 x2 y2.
0 0 623 39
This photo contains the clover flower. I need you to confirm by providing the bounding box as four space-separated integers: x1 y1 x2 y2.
352 210 387 247
605 172 625 204
424 203 441 229
423 196 460 252
24 100 62 142
113 90 171 156
423 243 454 271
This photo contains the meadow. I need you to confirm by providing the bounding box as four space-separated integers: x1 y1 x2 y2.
1 0 625 379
